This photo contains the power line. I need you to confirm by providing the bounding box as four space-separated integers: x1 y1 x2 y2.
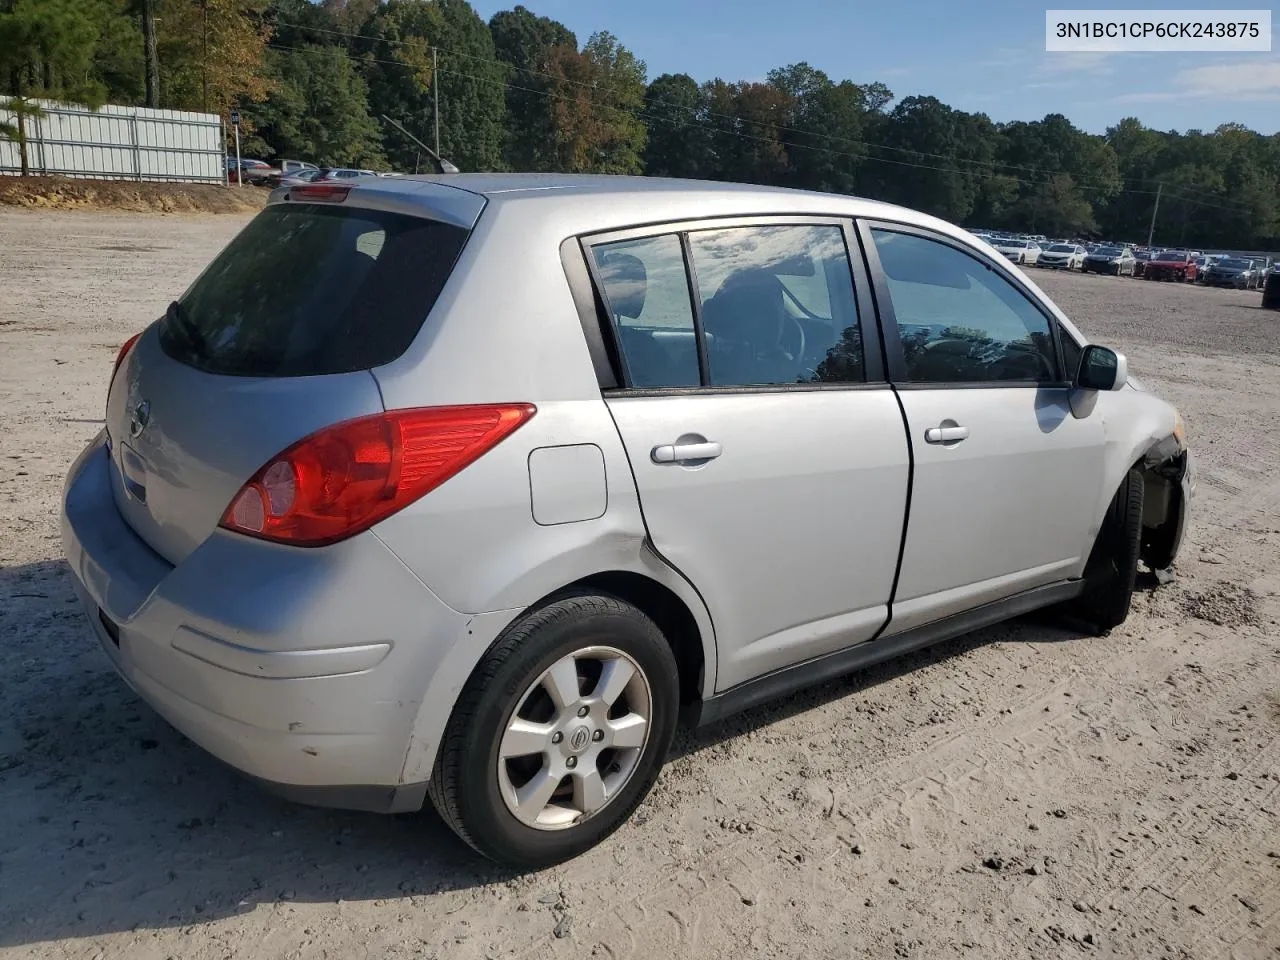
263 14 1267 214
259 39 1262 218
260 13 1166 191
263 41 1044 186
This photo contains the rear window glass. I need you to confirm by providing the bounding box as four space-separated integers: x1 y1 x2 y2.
160 204 468 376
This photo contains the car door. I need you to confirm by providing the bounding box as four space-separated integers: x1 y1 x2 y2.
858 221 1106 634
582 218 910 691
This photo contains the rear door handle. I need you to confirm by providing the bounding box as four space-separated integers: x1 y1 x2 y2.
651 441 723 464
924 425 969 444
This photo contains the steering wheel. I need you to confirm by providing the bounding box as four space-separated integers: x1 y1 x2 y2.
778 315 807 365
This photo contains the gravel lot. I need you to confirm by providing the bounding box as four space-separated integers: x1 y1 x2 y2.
1 209 1277 960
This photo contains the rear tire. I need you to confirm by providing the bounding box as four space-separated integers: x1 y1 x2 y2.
1065 469 1144 634
428 593 680 868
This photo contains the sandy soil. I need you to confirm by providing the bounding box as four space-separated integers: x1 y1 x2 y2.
0 176 267 214
1 209 1277 960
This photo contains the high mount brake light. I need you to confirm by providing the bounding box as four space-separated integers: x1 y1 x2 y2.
289 184 350 203
219 404 536 547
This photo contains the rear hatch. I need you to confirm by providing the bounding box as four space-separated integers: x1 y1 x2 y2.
105 191 476 565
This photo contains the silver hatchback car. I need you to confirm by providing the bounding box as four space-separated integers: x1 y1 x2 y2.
61 174 1194 867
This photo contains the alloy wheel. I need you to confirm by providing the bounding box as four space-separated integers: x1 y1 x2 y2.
497 646 652 830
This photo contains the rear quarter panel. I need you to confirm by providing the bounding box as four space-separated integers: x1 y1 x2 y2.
370 198 718 688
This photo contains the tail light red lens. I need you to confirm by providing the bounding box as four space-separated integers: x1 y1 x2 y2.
111 332 142 385
289 184 350 203
219 404 536 547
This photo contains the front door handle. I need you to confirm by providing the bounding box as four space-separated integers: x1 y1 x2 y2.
924 424 969 444
651 440 723 464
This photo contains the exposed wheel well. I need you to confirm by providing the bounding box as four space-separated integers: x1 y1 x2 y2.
1138 449 1186 570
556 571 706 707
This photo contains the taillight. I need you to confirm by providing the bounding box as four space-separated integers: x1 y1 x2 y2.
219 404 536 547
111 332 142 385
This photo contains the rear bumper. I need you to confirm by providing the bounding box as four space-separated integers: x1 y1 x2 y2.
60 433 471 809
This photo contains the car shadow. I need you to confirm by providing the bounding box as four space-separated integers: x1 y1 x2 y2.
0 557 1090 948
0 559 515 950
671 607 1084 760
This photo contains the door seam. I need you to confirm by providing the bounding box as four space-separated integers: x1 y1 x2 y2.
871 385 914 643
600 398 721 691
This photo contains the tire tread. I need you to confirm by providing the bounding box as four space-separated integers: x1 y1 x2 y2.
427 591 676 865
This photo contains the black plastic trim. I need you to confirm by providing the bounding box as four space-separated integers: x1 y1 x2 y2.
693 579 1084 727
559 237 618 389
244 774 429 814
679 232 712 386
856 217 908 382
603 381 893 399
892 380 1073 391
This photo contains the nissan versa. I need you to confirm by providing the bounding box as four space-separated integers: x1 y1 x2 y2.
61 174 1195 867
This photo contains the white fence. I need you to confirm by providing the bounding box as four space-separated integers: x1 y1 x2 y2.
0 99 225 183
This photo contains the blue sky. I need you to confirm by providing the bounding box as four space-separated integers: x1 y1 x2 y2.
471 0 1280 134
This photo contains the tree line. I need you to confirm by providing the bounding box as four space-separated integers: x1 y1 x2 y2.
2 0 1278 249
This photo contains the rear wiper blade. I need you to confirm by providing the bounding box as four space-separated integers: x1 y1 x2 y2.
165 300 205 354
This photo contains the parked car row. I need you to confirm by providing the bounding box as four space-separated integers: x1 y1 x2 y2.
973 230 1275 289
226 157 393 188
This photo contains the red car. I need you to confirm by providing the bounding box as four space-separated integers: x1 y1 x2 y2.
1144 250 1199 282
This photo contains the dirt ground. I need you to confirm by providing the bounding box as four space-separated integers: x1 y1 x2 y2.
0 176 268 214
1 209 1277 960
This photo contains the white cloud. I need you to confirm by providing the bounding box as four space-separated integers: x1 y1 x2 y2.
1037 51 1116 77
1118 57 1280 102
977 48 1027 69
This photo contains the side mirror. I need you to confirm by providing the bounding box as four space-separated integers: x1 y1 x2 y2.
1076 344 1128 391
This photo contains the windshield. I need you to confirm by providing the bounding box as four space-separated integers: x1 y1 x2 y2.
159 204 469 377
1047 244 1075 253
1094 246 1122 256
1218 258 1251 269
1157 252 1187 262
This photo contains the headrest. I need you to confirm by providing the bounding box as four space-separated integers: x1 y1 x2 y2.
599 252 647 318
701 268 784 341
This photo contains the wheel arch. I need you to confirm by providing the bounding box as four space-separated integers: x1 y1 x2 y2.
1089 406 1186 572
562 569 708 709
1137 434 1188 569
398 553 717 789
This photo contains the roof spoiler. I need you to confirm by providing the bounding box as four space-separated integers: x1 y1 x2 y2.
381 115 460 175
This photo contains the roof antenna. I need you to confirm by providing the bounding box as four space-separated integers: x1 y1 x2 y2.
380 115 460 174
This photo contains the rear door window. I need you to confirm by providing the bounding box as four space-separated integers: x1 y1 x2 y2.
590 234 702 388
161 204 468 376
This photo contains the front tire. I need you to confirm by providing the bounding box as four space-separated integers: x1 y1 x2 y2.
1066 469 1144 633
428 593 680 868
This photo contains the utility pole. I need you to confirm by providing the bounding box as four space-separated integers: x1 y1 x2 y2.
432 47 440 159
201 0 209 112
1146 182 1162 247
231 109 241 188
142 0 160 108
